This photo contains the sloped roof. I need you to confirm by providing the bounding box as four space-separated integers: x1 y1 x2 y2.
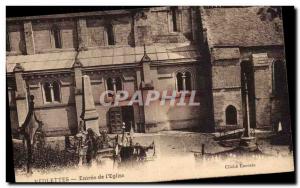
6 42 201 73
202 7 284 47
6 51 76 73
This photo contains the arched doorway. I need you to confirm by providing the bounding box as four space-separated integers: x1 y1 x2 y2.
225 105 237 125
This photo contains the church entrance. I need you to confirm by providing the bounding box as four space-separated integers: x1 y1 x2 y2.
121 106 135 132
108 106 134 133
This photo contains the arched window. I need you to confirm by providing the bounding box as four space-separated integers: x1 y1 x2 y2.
106 77 122 97
52 81 61 102
185 72 192 91
105 23 115 45
43 82 52 102
226 105 237 125
52 25 62 48
176 72 183 91
43 81 61 103
176 71 192 91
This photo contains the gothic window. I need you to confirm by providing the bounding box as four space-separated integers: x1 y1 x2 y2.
51 25 62 48
225 105 237 125
105 23 115 45
6 31 11 52
43 81 61 103
176 73 183 91
176 71 192 91
106 77 122 97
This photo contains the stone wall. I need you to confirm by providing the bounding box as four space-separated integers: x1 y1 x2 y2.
35 106 77 136
7 73 77 136
145 99 202 132
212 89 243 128
114 18 132 45
7 23 26 55
26 75 75 107
7 7 194 55
252 53 273 128
25 75 77 136
86 16 132 47
32 19 77 53
211 59 242 128
210 48 286 130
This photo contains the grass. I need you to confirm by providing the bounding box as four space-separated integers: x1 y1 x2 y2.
13 142 79 172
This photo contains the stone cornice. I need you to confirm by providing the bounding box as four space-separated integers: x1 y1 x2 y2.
6 58 201 78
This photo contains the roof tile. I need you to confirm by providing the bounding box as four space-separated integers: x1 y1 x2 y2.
203 7 283 47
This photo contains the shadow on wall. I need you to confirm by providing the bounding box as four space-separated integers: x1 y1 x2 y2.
127 27 135 47
19 30 27 54
66 106 78 135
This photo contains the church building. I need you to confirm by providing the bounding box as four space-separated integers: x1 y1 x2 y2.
6 7 290 137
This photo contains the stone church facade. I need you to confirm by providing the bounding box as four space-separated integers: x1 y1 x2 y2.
7 7 290 137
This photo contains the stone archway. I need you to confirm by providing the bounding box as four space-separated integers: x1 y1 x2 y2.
225 105 237 125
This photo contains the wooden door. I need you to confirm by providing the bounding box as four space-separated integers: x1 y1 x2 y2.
108 107 123 133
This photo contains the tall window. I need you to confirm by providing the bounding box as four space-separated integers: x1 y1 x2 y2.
105 23 115 45
43 81 61 103
176 71 192 91
6 31 11 52
51 25 62 48
225 105 237 125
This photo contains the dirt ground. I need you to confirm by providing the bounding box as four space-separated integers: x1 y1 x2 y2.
130 130 292 158
14 130 294 182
